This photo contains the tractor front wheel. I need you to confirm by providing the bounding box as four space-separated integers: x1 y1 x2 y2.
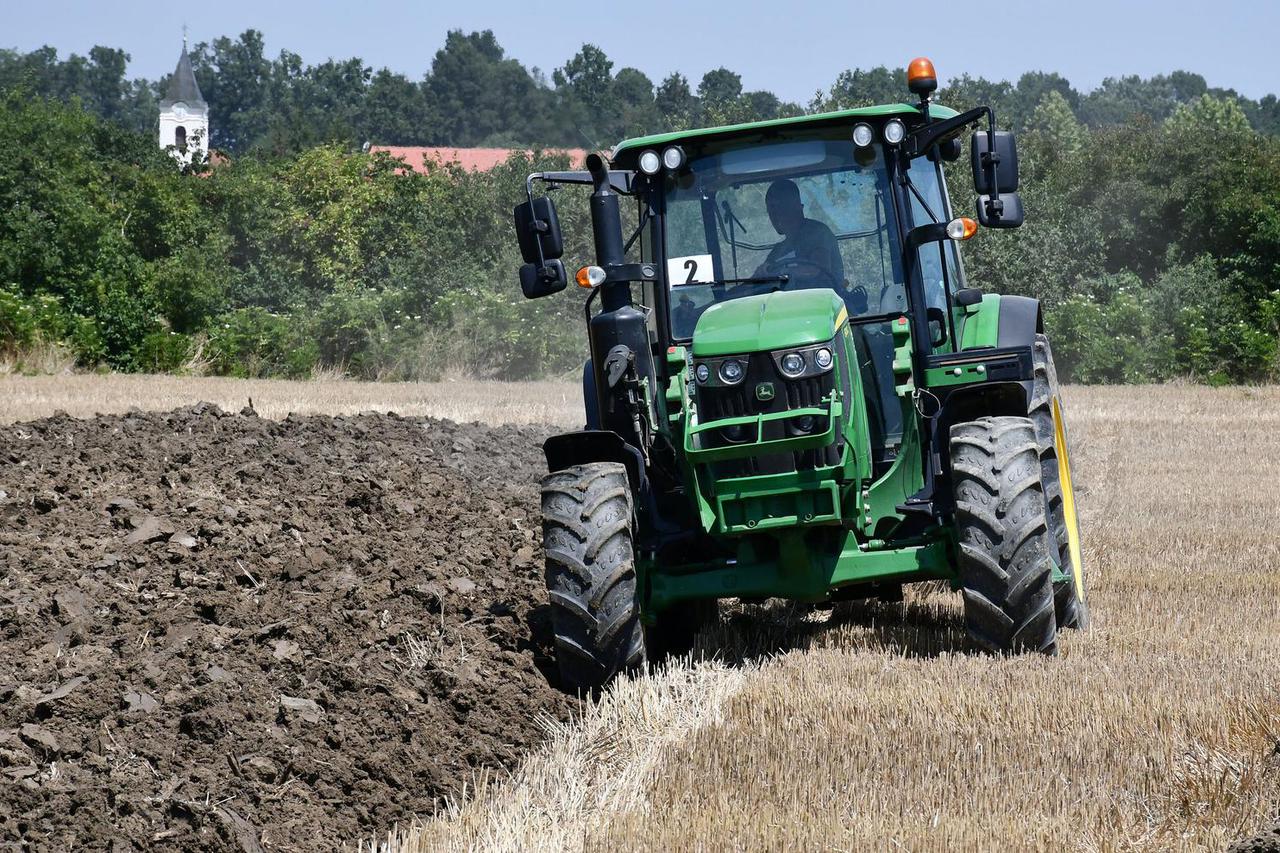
950 416 1058 655
541 462 646 693
1029 334 1090 630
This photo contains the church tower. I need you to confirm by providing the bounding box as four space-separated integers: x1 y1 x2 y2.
158 36 208 165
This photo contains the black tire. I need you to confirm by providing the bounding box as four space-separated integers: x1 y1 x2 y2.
1029 334 1090 630
541 462 645 692
647 599 719 662
950 416 1058 655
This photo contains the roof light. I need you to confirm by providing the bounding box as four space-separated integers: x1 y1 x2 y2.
883 119 906 145
576 265 607 288
638 149 661 175
852 123 874 147
907 57 938 97
662 145 686 170
946 217 979 241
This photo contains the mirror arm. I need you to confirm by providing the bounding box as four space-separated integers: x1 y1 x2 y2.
527 170 635 196
905 106 1006 217
904 106 988 158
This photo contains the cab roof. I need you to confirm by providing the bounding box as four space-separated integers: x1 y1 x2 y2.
610 103 959 166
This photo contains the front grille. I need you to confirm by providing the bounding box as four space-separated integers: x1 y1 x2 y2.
695 355 840 477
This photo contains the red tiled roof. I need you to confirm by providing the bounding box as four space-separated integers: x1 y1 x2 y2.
368 145 588 174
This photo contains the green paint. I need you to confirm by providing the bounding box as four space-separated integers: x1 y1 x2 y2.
861 417 925 535
646 534 953 608
612 103 961 163
683 396 841 464
959 293 1001 349
690 289 847 357
925 362 997 387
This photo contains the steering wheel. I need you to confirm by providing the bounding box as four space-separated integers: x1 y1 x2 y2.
766 258 838 287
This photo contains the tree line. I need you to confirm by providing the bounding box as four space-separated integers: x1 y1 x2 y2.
0 31 1277 384
5 29 1280 153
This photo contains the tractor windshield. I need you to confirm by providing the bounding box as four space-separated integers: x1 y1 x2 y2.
664 133 906 340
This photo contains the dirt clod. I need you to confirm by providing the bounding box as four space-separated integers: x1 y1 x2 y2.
0 407 574 850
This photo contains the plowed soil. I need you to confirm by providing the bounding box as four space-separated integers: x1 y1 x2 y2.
0 405 575 851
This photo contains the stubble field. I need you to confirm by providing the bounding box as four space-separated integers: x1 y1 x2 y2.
1 374 1277 852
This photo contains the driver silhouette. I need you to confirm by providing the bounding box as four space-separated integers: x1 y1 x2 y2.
754 179 845 288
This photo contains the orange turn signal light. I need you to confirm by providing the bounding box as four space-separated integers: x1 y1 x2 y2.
946 217 979 241
576 265 607 288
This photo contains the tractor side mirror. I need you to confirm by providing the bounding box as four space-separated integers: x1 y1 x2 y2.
976 191 1025 229
519 259 567 299
514 196 564 264
970 131 1018 194
971 130 1024 228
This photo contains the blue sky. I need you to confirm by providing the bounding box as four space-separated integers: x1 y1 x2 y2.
3 0 1276 101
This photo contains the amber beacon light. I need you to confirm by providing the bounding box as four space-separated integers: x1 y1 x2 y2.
907 57 938 97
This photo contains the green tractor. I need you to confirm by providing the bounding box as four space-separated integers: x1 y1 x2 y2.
514 57 1088 691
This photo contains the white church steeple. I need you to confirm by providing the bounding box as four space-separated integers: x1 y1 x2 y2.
158 33 209 165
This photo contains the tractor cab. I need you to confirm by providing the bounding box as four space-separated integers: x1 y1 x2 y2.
513 58 1089 693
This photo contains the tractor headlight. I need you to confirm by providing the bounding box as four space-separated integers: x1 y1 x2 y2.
852 123 874 147
638 149 662 175
883 119 906 145
769 340 837 379
718 358 745 384
779 352 806 377
692 355 751 387
662 145 686 170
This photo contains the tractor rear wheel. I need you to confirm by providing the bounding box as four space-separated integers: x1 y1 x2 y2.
1029 334 1090 630
950 416 1058 655
540 462 645 693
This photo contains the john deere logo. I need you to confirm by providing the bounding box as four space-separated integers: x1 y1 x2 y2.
755 382 775 401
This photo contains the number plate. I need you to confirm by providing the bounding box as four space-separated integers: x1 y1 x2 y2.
667 254 715 286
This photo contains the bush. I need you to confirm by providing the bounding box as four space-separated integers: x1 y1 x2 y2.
1048 260 1279 384
205 308 316 378
133 330 194 373
0 286 70 353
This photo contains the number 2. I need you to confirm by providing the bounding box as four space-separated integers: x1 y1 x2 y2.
684 258 698 284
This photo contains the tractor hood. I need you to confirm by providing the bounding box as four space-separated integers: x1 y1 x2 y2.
690 289 848 357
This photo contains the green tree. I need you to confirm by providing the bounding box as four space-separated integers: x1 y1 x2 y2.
655 72 697 130
697 68 743 106
1010 71 1079 129
424 30 555 147
554 44 616 145
358 68 432 145
814 65 901 110
1165 94 1252 137
613 67 658 137
188 30 274 151
1024 90 1088 164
